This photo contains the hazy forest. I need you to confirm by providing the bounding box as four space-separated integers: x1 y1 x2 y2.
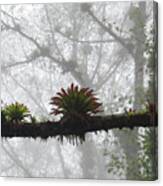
0 1 158 180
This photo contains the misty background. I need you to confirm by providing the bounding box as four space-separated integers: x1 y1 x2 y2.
0 1 157 179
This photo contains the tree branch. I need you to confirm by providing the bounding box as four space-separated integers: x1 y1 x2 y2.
1 113 157 139
1 20 42 50
1 19 64 65
86 9 134 56
95 58 121 90
1 59 35 70
44 5 67 62
56 29 116 44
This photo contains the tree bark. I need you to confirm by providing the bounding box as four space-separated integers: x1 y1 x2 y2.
1 113 157 139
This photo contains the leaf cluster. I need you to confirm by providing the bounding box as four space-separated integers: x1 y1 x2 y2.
2 102 30 123
50 83 102 117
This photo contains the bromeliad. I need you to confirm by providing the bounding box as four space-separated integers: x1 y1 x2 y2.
50 83 102 118
2 102 30 123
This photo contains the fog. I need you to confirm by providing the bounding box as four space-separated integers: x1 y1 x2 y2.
0 1 157 179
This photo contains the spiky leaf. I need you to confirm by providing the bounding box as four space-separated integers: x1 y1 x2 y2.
3 102 30 123
50 83 102 117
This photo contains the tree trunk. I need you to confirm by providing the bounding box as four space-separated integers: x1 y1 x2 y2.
114 2 146 179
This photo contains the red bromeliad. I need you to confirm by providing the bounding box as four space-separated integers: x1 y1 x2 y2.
50 83 102 117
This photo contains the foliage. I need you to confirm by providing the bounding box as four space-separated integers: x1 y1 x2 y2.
138 128 157 180
138 21 158 180
2 102 30 123
1 109 7 123
30 115 37 124
50 83 102 118
126 101 156 117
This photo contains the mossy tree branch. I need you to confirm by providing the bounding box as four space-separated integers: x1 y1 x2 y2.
1 113 157 139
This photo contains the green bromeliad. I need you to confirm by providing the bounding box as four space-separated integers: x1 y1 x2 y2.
2 102 30 123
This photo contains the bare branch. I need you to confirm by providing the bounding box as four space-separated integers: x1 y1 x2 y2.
2 20 42 49
86 9 134 56
90 5 105 83
95 57 121 90
44 5 67 62
56 29 116 44
2 59 35 70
